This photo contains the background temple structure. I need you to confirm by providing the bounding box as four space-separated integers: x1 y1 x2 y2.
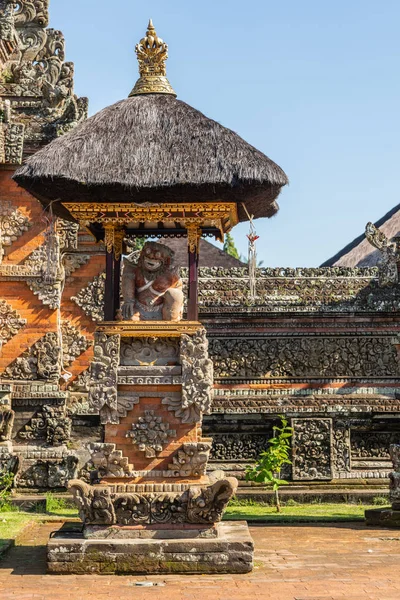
0 0 399 511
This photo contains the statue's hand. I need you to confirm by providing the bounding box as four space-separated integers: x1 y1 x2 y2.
121 301 136 320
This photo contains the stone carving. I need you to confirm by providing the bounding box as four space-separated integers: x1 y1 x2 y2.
163 328 213 424
0 0 88 149
167 442 211 477
0 299 26 350
24 233 64 309
61 321 91 367
69 477 237 525
71 272 105 322
0 445 18 477
351 431 400 459
209 336 399 379
17 454 78 489
87 443 131 480
389 445 400 510
210 433 269 462
121 242 183 322
0 406 14 441
120 336 180 366
18 405 71 446
3 122 24 163
3 331 61 380
292 418 332 480
365 222 400 287
0 203 31 261
126 410 176 458
332 421 351 474
63 253 90 280
88 333 120 423
56 219 79 250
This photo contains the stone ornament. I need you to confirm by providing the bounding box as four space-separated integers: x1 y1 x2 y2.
0 299 26 350
61 321 91 367
167 442 211 477
209 336 399 379
121 242 183 322
0 0 88 156
87 333 120 423
18 405 71 446
71 272 105 322
0 204 31 262
292 418 332 480
88 443 132 479
365 222 400 287
69 477 238 526
126 410 176 458
389 445 400 510
120 336 180 366
3 331 62 381
0 407 14 442
163 328 213 423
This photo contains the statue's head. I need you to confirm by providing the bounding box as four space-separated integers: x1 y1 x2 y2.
138 242 175 275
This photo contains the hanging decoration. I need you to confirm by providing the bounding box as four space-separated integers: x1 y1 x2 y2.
242 204 259 300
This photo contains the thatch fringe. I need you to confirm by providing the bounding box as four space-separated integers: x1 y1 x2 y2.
14 95 288 222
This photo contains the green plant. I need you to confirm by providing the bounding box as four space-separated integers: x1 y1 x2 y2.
245 415 293 513
0 471 15 511
372 495 389 506
0 68 13 84
46 493 71 513
285 498 298 507
223 232 240 260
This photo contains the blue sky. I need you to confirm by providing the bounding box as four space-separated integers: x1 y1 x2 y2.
50 0 400 266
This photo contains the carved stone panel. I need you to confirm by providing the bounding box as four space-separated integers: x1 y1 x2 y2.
292 418 333 480
0 406 14 442
120 337 180 366
126 410 176 458
0 299 26 349
332 420 351 475
209 336 399 379
210 433 269 462
351 431 400 461
71 273 105 322
61 321 91 367
87 333 120 423
167 442 211 477
3 331 62 381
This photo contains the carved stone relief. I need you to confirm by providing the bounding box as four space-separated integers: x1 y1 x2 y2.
87 443 132 479
389 445 400 509
162 328 213 423
69 477 238 526
3 331 61 381
332 420 351 475
18 405 71 446
0 203 31 261
292 418 332 480
209 336 399 379
210 433 269 462
120 337 180 366
0 299 26 349
71 273 105 322
351 431 400 460
0 406 14 441
17 453 78 489
87 333 119 423
61 321 91 367
167 442 211 477
126 410 176 458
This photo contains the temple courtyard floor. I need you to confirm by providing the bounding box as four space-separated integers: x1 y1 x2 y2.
0 521 399 600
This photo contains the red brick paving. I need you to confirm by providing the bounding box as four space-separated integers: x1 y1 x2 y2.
0 522 399 599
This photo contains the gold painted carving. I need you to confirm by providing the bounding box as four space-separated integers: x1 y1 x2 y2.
187 223 201 254
103 224 125 259
96 321 202 338
61 202 238 235
129 20 176 97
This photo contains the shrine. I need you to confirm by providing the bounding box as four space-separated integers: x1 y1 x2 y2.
12 20 287 573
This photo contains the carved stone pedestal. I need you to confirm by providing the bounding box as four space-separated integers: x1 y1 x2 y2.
365 444 400 528
47 521 253 574
50 322 254 574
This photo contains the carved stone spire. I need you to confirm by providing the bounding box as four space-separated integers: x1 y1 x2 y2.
129 19 176 97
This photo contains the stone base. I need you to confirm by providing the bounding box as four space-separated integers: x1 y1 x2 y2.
365 507 400 527
47 521 254 574
84 523 218 539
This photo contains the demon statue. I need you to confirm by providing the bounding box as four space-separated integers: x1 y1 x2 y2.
121 242 183 321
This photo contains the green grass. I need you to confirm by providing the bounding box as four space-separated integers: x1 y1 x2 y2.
224 501 383 522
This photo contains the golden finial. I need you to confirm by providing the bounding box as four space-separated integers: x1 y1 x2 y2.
129 19 176 97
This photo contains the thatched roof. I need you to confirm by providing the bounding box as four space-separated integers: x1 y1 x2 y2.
159 238 246 268
322 203 400 267
13 94 288 222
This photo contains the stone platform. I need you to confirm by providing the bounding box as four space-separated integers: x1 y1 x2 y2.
365 507 400 527
47 521 254 574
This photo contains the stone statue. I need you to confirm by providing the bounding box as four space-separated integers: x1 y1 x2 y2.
121 242 183 322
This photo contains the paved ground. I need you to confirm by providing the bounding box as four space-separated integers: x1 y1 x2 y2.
0 521 399 600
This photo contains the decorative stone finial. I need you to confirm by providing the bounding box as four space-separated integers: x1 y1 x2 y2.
129 19 176 97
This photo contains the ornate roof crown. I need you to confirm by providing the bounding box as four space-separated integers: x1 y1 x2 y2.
129 19 176 97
